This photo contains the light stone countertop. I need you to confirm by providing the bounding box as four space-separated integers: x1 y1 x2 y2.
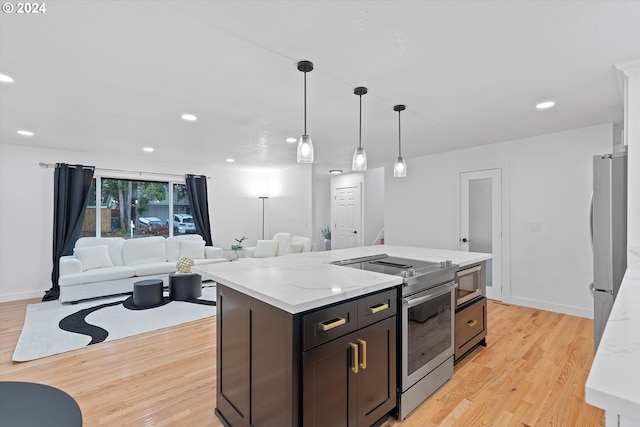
193 245 490 314
585 245 640 423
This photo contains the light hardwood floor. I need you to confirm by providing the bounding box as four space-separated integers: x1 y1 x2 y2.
0 298 603 426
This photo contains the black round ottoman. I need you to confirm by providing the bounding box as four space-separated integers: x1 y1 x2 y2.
0 382 82 427
133 279 164 307
169 272 202 301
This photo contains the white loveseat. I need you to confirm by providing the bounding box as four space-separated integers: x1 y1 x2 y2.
244 232 313 258
59 235 226 303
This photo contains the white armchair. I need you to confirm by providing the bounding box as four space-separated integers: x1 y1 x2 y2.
244 232 313 258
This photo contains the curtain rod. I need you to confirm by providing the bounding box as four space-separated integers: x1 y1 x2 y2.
38 162 210 179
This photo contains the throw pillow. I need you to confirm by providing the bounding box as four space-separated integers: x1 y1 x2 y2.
180 240 205 259
253 240 278 258
286 242 304 254
74 245 113 271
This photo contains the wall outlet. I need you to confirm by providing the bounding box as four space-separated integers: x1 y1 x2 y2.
530 221 542 231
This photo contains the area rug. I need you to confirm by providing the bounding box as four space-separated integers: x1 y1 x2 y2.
12 285 216 362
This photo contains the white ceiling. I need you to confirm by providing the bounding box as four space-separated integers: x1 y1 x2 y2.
1 1 640 174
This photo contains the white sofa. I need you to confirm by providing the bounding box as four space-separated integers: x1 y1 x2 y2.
244 232 313 258
59 235 226 303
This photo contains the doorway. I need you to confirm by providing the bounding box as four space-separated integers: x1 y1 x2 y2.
332 185 362 250
460 169 502 300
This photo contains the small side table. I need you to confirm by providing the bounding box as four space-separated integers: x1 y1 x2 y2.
133 279 164 308
169 272 202 301
0 382 82 427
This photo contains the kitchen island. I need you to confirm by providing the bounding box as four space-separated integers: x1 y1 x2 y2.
193 245 490 427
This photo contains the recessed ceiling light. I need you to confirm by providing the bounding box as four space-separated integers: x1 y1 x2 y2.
181 113 197 121
143 147 154 152
0 74 14 83
17 130 34 136
535 101 555 109
329 169 343 175
226 158 235 163
286 137 297 143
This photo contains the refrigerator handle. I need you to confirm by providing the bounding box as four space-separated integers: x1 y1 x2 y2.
589 191 594 251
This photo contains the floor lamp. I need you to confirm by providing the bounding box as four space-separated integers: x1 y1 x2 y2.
259 196 268 240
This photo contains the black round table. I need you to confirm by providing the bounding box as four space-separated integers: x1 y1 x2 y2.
0 382 82 427
169 272 202 301
133 279 164 307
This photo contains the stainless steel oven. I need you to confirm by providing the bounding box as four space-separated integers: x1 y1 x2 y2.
399 279 455 419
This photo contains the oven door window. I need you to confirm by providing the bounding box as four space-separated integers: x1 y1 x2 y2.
407 291 452 376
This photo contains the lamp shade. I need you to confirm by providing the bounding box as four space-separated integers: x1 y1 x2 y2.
393 156 407 178
297 134 314 163
352 147 367 172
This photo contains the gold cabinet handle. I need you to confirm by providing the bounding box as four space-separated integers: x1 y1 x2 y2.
367 303 389 314
319 317 346 331
357 339 367 369
349 342 359 374
466 319 478 327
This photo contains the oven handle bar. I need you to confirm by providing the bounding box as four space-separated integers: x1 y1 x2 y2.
403 282 456 308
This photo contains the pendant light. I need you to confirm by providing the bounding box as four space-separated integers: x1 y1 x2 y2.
352 87 368 172
297 60 314 163
393 104 407 178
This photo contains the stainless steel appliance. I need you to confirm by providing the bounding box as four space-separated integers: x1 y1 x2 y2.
591 152 627 352
333 254 458 419
455 264 483 307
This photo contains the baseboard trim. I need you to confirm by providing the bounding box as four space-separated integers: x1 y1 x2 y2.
0 290 46 303
502 296 593 319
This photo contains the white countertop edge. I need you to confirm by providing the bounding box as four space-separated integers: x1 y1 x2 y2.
212 274 403 314
585 245 640 419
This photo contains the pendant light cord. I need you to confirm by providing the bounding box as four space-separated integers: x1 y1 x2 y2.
303 72 307 135
398 110 402 157
358 94 362 149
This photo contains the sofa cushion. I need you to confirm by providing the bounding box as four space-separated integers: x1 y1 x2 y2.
166 235 204 262
134 262 177 276
122 236 167 266
273 232 293 256
286 242 304 254
74 245 114 271
180 240 205 259
75 237 125 266
59 266 135 287
291 236 313 253
253 240 279 258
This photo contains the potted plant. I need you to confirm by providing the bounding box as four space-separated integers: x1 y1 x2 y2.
321 225 331 251
232 236 247 251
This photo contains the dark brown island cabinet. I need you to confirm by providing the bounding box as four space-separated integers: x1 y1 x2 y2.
215 284 398 427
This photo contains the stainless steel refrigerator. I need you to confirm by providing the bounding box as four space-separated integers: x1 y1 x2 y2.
591 151 627 352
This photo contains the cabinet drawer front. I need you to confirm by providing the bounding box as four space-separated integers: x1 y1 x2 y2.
357 289 397 329
455 298 486 349
303 301 358 350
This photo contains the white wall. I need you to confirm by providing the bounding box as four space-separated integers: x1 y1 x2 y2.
385 124 614 318
364 167 385 246
625 70 640 252
0 143 312 301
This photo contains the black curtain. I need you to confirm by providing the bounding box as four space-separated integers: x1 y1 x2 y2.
185 174 213 246
44 163 95 301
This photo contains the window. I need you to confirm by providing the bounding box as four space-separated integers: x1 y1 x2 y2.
81 178 190 239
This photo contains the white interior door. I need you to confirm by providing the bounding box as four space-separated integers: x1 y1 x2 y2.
460 169 502 300
333 185 362 250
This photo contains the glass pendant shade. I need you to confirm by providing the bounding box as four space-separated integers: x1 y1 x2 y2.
352 147 367 172
394 156 407 177
297 134 314 163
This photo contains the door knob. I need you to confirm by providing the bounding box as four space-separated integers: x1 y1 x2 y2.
461 238 468 243
352 230 357 234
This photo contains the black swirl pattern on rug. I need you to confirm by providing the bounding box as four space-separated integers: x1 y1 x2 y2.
58 300 124 345
58 296 216 345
